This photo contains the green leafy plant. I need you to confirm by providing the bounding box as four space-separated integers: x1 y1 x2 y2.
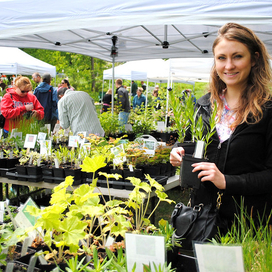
143 262 175 272
99 111 120 137
169 90 194 142
62 255 93 272
213 200 272 272
125 175 175 232
129 107 156 137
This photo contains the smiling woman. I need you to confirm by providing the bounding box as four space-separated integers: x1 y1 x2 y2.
170 23 272 263
0 76 44 134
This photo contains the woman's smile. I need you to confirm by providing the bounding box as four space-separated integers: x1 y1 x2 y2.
214 38 255 91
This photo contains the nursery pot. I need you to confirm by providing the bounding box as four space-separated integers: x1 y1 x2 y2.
64 168 82 185
53 167 65 178
16 164 27 181
123 168 143 180
180 154 207 189
143 164 161 177
110 168 124 181
97 164 111 180
6 157 19 168
41 165 54 183
27 165 43 176
0 158 7 168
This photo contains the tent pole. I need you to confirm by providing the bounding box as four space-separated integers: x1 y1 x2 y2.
111 56 115 114
145 78 149 111
165 60 171 128
101 79 104 111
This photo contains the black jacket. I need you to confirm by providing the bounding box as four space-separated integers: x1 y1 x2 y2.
116 86 130 113
191 93 272 227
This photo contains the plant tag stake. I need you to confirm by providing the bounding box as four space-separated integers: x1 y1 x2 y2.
21 237 32 256
54 158 59 168
0 201 4 222
193 140 205 159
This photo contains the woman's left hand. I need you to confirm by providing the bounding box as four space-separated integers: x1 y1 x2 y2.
31 110 38 118
192 162 226 189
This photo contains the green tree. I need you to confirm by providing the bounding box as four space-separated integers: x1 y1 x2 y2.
22 48 113 95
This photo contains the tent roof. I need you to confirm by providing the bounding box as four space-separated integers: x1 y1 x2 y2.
0 47 56 77
103 58 212 83
0 1 272 62
103 62 147 80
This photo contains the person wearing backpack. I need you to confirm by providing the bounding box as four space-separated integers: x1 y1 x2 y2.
33 73 57 130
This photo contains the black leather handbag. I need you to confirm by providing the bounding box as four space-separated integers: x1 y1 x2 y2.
171 192 223 251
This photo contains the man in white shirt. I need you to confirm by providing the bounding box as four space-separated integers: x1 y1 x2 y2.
58 89 104 136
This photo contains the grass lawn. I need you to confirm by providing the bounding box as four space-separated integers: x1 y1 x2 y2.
153 183 191 226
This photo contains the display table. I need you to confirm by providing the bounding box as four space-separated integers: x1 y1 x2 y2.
0 175 179 199
0 175 180 223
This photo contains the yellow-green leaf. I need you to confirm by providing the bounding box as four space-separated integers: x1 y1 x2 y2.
80 155 106 173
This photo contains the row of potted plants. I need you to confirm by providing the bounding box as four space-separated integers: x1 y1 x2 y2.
0 134 176 185
0 152 177 271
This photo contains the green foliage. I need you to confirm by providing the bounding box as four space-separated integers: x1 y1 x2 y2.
169 91 194 142
99 111 121 137
213 200 272 272
62 255 92 272
128 107 156 136
125 174 175 232
22 48 112 95
143 262 175 272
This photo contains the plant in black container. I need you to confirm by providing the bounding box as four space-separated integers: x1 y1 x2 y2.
16 149 29 181
26 152 44 179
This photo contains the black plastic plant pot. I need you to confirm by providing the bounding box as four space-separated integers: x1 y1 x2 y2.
6 158 19 168
0 158 7 168
180 154 207 189
52 167 65 178
16 164 27 181
27 166 43 176
110 169 124 181
143 165 161 177
64 168 82 185
41 165 54 183
123 168 143 180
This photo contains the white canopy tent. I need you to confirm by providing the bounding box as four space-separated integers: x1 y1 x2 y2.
1 1 272 62
103 62 147 81
1 0 272 114
0 47 56 77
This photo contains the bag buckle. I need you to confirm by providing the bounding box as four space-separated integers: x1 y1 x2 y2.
193 203 203 212
175 203 183 209
216 192 223 209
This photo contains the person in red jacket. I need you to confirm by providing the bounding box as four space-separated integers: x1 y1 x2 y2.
1 76 44 133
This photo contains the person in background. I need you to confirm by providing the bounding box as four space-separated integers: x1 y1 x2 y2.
141 81 146 91
0 79 6 91
152 88 161 110
132 87 146 110
58 89 104 136
32 72 42 85
1 76 44 134
171 22 272 236
115 78 130 126
101 88 112 113
131 80 138 97
59 79 74 90
181 89 197 105
57 87 68 100
33 73 57 129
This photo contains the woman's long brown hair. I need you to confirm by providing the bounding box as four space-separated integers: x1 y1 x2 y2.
209 23 272 128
